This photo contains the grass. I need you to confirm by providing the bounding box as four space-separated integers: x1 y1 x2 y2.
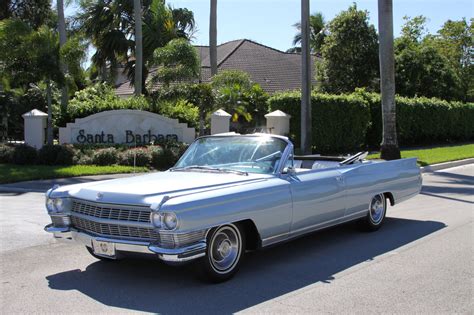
367 143 474 166
0 164 149 184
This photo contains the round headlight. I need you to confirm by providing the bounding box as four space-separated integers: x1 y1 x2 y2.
54 198 72 213
163 213 178 230
46 198 56 213
151 212 162 228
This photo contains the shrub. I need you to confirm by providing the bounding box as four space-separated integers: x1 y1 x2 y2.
38 145 63 165
55 144 78 165
12 144 37 165
269 90 474 152
0 144 14 163
268 91 370 154
76 154 93 165
67 83 150 121
211 70 252 90
156 99 200 128
149 145 166 169
119 147 152 167
356 90 474 148
396 97 474 145
91 147 118 165
149 143 187 170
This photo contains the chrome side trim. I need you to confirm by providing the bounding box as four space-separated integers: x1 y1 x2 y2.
261 210 368 247
149 241 207 262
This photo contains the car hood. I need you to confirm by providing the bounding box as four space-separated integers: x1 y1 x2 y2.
57 171 270 205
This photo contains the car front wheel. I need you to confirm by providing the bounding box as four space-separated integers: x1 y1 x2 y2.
198 223 245 283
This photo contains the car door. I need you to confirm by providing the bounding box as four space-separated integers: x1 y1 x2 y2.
287 168 346 236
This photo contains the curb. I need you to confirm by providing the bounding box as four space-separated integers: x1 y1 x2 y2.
420 158 474 173
0 187 44 194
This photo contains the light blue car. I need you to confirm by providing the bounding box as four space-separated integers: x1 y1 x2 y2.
44 134 422 282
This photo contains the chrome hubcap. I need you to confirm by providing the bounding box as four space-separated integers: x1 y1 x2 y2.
370 194 385 224
210 226 241 273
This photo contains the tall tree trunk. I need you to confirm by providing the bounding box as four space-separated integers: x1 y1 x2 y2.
199 110 205 136
57 0 68 115
301 0 312 154
134 0 143 95
209 0 217 76
378 0 400 160
46 80 53 145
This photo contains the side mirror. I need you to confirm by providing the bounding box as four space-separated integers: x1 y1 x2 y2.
282 166 296 176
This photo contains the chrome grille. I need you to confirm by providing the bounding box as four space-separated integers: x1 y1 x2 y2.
71 200 151 223
71 216 159 241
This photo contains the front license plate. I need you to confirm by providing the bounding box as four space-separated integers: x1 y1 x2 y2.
92 240 116 257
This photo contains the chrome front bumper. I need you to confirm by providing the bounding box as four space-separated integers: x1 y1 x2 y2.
44 224 206 263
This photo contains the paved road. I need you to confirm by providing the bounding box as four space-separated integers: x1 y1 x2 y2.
0 165 472 314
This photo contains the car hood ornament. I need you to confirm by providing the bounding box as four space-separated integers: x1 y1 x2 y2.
96 192 104 201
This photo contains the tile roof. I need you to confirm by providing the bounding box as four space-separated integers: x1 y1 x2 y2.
115 39 317 96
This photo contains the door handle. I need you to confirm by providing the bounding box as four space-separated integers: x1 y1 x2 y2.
336 176 343 182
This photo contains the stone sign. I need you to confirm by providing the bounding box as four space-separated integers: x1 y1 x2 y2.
59 110 195 145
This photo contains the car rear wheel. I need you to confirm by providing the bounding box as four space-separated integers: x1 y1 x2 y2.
198 223 245 283
362 193 387 231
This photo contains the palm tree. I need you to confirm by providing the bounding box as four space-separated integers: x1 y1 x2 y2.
134 0 143 95
378 0 401 160
56 0 68 113
209 0 217 76
300 0 312 154
76 0 195 92
292 11 326 54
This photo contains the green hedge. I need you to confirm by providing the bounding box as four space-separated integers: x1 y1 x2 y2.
268 92 370 154
268 91 474 153
357 92 474 147
66 83 199 128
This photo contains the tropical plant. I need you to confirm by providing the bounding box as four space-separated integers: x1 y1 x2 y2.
214 84 251 123
292 11 326 54
210 70 268 125
316 4 379 93
0 0 55 29
75 0 196 93
211 70 252 90
149 38 200 86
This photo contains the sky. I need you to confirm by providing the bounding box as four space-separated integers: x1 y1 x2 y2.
164 0 473 51
66 0 473 56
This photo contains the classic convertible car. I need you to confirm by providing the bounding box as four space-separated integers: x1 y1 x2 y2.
44 134 422 282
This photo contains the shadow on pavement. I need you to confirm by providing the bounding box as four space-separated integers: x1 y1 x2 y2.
46 217 445 314
421 170 473 204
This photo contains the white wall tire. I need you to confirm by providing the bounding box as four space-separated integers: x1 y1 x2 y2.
198 223 245 283
362 194 387 231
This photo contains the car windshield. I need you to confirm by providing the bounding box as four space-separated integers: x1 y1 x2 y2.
173 136 288 174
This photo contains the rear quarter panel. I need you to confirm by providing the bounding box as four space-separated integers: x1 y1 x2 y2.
342 158 422 216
